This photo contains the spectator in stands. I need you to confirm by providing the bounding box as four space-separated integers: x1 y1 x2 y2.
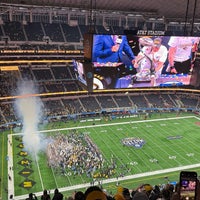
149 185 161 200
26 193 38 200
114 187 131 200
67 196 74 200
93 34 135 67
132 191 149 200
131 183 156 200
85 186 107 200
122 188 131 200
41 189 51 200
74 191 85 200
52 188 63 200
167 36 200 74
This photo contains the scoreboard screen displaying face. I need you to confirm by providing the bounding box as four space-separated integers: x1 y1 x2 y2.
89 34 200 90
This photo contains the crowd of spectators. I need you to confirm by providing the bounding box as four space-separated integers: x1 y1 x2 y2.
0 65 78 98
24 183 188 200
0 90 200 129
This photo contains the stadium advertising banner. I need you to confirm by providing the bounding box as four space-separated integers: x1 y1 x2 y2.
89 34 200 90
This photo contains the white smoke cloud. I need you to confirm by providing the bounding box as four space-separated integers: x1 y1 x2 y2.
15 81 44 159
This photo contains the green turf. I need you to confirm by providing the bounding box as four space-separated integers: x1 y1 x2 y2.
0 131 8 200
1 112 200 199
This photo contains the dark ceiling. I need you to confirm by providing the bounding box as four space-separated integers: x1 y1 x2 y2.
1 0 200 21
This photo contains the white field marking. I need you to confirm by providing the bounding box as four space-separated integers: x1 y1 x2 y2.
100 130 107 132
146 125 153 127
35 151 45 191
169 156 176 159
14 163 200 200
12 115 200 199
50 165 58 189
186 153 194 157
130 161 138 166
7 137 45 200
11 115 195 136
7 134 14 199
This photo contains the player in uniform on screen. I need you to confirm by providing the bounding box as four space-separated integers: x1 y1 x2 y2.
167 36 200 74
93 34 135 66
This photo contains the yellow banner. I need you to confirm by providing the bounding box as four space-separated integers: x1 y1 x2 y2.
0 66 19 71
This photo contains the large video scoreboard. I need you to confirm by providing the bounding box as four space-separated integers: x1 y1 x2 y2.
75 33 200 92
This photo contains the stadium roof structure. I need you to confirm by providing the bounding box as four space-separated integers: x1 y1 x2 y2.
1 0 200 23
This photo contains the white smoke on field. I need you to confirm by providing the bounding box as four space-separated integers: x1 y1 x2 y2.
15 81 45 159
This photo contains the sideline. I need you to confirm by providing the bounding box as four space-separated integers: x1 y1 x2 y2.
7 133 14 200
11 115 195 136
0 133 5 200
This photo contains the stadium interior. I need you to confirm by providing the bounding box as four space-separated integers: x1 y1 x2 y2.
0 0 200 200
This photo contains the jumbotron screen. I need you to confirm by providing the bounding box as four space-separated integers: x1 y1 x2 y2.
90 34 200 90
73 60 94 92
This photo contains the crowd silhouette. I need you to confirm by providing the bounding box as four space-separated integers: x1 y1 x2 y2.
24 181 200 200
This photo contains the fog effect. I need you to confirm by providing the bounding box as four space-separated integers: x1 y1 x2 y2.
15 81 44 159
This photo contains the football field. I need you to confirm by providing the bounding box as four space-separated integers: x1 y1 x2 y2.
2 112 200 200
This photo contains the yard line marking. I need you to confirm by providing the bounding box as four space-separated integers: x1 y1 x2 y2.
12 115 200 200
35 151 44 191
11 116 195 136
14 163 200 200
50 166 58 189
